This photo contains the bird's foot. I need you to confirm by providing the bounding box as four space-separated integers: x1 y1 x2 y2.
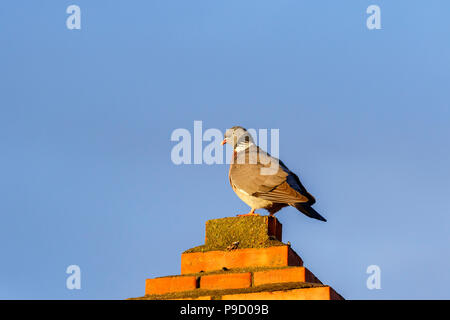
237 210 259 217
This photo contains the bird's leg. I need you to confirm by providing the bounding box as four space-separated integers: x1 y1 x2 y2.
237 208 259 216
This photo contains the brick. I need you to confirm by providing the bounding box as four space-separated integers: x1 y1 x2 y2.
253 267 321 286
181 246 303 274
267 216 282 242
172 296 213 300
200 272 251 290
203 216 282 249
222 286 340 300
145 276 197 295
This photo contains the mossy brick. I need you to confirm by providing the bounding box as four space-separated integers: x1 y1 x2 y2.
181 245 303 274
185 215 283 253
129 282 332 300
130 215 345 301
221 286 342 300
200 272 251 290
253 267 322 287
145 276 197 295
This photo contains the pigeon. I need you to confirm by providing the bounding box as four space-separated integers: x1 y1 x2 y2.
221 126 326 222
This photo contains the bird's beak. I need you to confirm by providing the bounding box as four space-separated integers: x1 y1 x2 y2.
221 139 227 146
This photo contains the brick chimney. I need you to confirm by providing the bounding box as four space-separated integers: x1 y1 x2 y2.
131 216 343 300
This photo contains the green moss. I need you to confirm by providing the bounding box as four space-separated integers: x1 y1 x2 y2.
129 282 325 300
184 216 284 253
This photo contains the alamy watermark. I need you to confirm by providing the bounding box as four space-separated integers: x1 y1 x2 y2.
170 121 280 174
65 5 381 31
366 265 381 290
366 5 381 30
66 5 81 30
66 265 81 290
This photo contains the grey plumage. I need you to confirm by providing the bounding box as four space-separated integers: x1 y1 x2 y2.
223 126 326 222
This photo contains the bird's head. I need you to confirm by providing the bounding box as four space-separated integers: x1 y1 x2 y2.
221 126 255 150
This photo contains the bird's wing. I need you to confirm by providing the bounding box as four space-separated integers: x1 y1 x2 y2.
229 147 313 204
279 160 316 205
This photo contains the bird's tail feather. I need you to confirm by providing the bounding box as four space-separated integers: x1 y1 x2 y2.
292 203 327 222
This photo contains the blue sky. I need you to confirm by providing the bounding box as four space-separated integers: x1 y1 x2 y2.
0 1 449 299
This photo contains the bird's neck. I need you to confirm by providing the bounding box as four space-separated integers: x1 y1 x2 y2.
235 141 255 153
